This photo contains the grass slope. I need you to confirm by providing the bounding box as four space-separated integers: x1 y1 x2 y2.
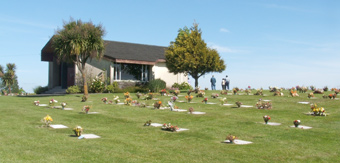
0 90 339 162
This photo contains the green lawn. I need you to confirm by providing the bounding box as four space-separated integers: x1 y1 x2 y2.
1 90 339 162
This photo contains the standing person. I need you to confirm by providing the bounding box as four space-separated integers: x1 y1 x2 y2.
221 78 226 90
210 75 216 90
225 75 230 90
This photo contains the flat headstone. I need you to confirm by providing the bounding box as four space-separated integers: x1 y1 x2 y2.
177 100 185 103
223 139 253 145
38 104 48 106
188 111 206 115
263 122 281 126
63 108 73 110
206 102 216 104
176 128 189 132
159 107 170 110
82 134 101 139
177 95 184 97
116 103 125 105
150 123 163 127
240 105 253 108
298 102 310 104
53 106 62 109
290 125 312 129
50 124 68 129
87 112 99 114
172 109 187 112
310 97 317 99
223 104 233 106
263 100 271 102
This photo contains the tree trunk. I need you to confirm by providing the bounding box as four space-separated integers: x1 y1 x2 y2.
194 77 198 88
8 86 11 94
82 68 88 96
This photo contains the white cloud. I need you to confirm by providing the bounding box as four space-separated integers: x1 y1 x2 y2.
220 28 230 33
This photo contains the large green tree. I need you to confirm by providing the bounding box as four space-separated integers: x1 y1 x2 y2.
52 19 105 96
165 23 226 87
0 63 17 94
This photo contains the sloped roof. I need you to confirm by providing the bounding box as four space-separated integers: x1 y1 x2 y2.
41 38 167 65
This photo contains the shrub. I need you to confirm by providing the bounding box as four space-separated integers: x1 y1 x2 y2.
172 82 192 90
148 79 166 92
33 86 48 94
105 82 118 93
89 77 105 93
66 85 81 94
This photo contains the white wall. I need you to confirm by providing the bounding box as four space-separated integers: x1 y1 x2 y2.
152 62 187 87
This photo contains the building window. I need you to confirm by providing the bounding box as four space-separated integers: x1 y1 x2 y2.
114 63 149 81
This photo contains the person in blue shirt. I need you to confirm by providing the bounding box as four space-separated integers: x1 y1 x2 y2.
210 75 216 90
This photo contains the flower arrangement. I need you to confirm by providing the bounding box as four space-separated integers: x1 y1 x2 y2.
188 107 194 114
162 123 179 132
73 126 83 137
211 93 219 98
293 120 301 127
185 95 194 103
308 92 314 98
43 115 53 127
310 103 326 116
226 134 238 143
313 89 324 94
138 102 148 108
323 86 329 92
256 100 272 109
81 95 87 102
136 92 143 99
124 98 133 106
144 120 152 126
113 95 120 104
202 97 208 104
34 100 40 106
145 93 153 100
101 97 108 104
220 90 228 95
171 96 178 102
235 101 242 108
160 89 167 96
254 89 263 96
233 87 239 95
290 90 299 97
61 102 67 110
82 105 91 114
274 91 283 96
335 89 340 95
328 93 337 99
124 92 130 98
154 101 162 109
220 97 227 105
196 91 205 97
132 100 139 106
245 89 251 95
173 89 180 96
49 99 57 107
310 85 316 91
263 115 271 124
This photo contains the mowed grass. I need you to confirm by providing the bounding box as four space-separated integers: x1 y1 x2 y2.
1 90 340 162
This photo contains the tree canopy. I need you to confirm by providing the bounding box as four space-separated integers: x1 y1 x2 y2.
0 63 18 94
165 23 226 87
52 18 106 96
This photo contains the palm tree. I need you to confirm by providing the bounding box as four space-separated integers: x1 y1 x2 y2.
52 19 105 96
1 64 16 94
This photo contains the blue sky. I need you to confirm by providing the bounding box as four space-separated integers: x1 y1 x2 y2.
0 0 339 92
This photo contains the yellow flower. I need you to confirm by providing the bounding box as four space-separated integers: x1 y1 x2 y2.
44 115 53 122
